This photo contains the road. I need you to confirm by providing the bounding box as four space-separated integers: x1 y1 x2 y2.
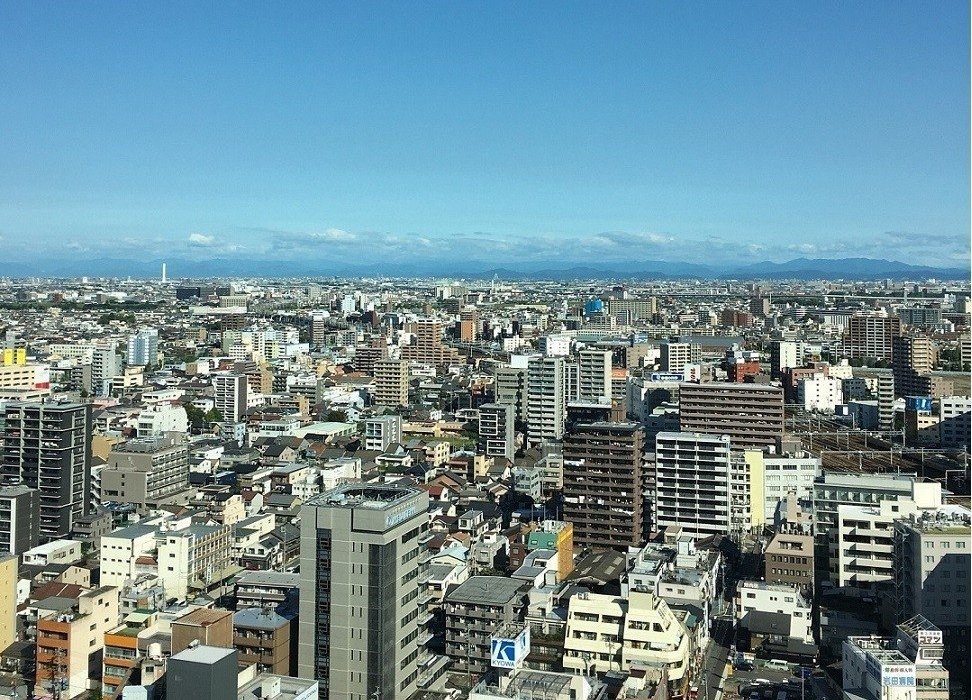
700 617 732 700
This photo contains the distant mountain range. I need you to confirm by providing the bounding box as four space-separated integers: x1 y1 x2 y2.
0 256 966 281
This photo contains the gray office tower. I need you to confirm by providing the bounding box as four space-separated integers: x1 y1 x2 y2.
298 484 429 700
0 485 39 555
0 402 91 540
168 645 238 700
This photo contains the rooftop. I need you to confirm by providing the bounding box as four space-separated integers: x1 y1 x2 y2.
445 575 529 606
305 482 420 511
170 644 236 665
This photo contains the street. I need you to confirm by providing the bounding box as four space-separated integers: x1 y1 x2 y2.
700 617 732 700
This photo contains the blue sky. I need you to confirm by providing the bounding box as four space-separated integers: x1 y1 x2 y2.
0 2 968 267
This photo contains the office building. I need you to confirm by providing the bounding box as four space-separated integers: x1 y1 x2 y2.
168 646 239 700
677 382 784 452
659 341 700 374
158 523 233 602
769 340 800 380
842 313 902 362
893 507 971 691
373 358 409 407
298 483 429 700
126 328 159 367
939 396 971 449
798 375 843 412
363 415 403 452
0 484 39 555
764 531 814 592
1 401 92 540
478 403 515 462
526 356 567 445
575 349 612 403
654 432 732 540
213 373 248 424
843 617 951 700
101 435 189 507
563 422 645 549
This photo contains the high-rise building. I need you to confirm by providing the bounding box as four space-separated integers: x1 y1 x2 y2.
654 432 732 539
0 485 39 555
298 484 429 700
213 373 247 424
526 356 567 445
478 403 515 462
91 345 121 396
769 340 800 381
373 358 409 407
677 382 784 452
401 318 464 368
842 313 902 362
893 507 972 691
576 349 612 403
1 401 91 540
494 363 528 424
563 422 645 549
125 328 159 367
892 334 938 398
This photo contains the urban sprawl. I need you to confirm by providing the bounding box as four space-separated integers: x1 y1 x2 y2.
0 271 968 700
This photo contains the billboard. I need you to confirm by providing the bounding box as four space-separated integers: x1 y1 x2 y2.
490 627 530 669
649 372 684 383
906 396 933 413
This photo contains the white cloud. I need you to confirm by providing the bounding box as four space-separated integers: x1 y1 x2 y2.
188 233 216 247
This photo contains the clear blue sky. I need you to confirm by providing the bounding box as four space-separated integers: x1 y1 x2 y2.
0 1 968 267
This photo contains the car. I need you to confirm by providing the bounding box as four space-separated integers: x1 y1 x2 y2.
735 660 755 671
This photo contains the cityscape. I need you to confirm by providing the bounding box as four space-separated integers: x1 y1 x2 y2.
0 4 970 700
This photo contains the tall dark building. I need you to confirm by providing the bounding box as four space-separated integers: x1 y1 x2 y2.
678 382 784 452
563 421 645 549
1 402 92 540
0 485 39 555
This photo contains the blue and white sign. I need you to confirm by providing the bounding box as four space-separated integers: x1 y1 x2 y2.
649 372 684 383
490 627 530 669
906 396 933 413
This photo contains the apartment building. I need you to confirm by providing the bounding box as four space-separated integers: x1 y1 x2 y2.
157 523 234 602
34 586 120 699
444 576 530 678
213 374 248 424
526 356 567 445
575 350 612 403
234 607 295 676
478 403 516 462
653 432 731 540
363 415 402 452
1 401 92 540
494 363 528 424
842 313 902 362
0 484 39 555
372 358 409 407
102 435 189 507
939 396 971 449
769 340 800 380
562 591 690 683
563 422 645 549
659 342 701 374
677 382 784 452
100 524 157 588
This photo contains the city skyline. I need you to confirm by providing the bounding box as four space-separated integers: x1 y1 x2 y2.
1 2 969 269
